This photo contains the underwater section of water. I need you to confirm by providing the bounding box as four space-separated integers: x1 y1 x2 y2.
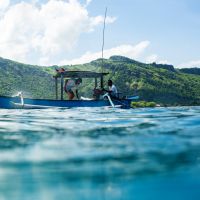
0 107 200 200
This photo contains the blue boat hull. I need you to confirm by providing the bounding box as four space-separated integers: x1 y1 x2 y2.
0 96 132 109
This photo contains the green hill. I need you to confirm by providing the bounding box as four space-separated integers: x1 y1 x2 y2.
0 57 55 99
1 56 200 106
179 68 200 76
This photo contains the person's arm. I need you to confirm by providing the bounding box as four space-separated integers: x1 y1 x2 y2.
75 89 79 99
64 80 68 93
102 88 110 93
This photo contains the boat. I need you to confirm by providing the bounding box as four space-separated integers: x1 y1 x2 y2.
0 70 139 109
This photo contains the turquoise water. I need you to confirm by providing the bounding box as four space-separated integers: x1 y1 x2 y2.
0 107 200 200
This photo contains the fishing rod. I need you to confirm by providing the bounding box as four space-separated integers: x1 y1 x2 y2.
101 7 107 73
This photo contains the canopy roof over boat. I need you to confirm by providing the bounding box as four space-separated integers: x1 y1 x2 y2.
53 70 109 100
53 71 109 78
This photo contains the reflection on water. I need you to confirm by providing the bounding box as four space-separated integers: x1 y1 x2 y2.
0 107 200 200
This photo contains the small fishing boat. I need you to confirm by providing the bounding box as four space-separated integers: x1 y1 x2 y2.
0 71 139 109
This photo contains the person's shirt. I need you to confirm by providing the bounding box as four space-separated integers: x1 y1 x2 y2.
109 84 118 97
65 79 80 91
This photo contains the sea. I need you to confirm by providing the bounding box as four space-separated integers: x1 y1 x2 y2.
0 107 200 200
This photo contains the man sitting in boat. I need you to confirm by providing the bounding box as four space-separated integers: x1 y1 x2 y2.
64 78 82 100
104 79 118 98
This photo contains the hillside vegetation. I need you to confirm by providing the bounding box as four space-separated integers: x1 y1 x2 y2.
0 57 55 99
1 56 200 106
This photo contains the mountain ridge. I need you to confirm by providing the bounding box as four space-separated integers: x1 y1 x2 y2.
1 56 200 106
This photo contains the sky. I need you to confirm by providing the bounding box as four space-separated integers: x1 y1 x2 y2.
0 0 200 68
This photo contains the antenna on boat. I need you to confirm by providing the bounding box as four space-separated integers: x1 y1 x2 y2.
101 7 107 73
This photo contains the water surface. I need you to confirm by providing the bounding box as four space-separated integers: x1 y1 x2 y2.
0 107 200 200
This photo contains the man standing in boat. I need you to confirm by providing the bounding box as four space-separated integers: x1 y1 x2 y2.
64 78 82 100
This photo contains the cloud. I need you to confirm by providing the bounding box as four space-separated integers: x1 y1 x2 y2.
85 0 92 7
145 54 170 65
0 0 115 65
178 60 200 68
89 15 116 29
0 0 10 11
157 60 170 64
146 54 158 63
60 41 150 65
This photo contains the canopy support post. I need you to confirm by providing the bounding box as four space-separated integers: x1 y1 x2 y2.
100 76 104 89
61 74 64 100
55 77 58 100
95 78 97 88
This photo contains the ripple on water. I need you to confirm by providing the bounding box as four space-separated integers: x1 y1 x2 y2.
0 108 200 190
